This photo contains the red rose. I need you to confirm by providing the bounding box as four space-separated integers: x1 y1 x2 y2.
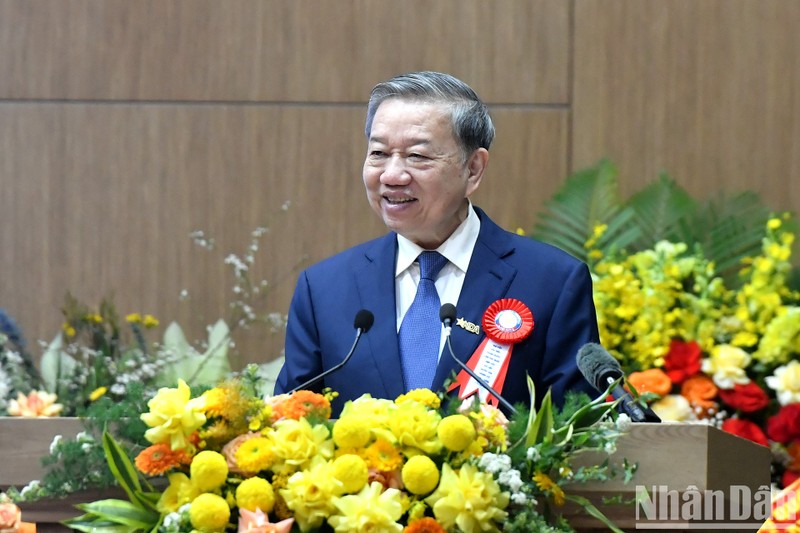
718 382 770 413
722 418 769 447
767 404 800 444
664 339 702 385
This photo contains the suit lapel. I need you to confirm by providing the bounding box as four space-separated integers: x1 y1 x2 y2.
354 234 406 398
432 210 518 391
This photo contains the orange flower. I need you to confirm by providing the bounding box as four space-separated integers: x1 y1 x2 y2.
681 374 719 412
271 390 331 421
135 443 190 476
403 517 447 533
627 369 672 397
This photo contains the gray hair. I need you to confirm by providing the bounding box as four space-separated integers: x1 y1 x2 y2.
365 71 495 158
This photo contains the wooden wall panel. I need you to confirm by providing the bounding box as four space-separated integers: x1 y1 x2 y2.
0 0 569 104
0 103 564 364
572 0 800 215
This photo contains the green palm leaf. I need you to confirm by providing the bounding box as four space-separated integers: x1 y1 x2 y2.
624 172 696 248
533 159 628 261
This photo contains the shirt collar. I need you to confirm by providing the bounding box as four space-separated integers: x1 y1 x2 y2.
395 203 481 276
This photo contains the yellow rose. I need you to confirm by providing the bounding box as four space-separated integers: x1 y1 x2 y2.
141 379 206 451
426 463 508 533
651 394 693 422
329 482 404 533
766 360 800 406
157 472 198 514
701 344 751 389
270 418 333 474
280 456 341 531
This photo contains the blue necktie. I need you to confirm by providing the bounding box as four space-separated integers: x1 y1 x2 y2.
399 251 449 391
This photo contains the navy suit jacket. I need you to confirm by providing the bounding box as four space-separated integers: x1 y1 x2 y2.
274 207 599 415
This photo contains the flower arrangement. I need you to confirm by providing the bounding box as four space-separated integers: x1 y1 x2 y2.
1 225 288 500
63 375 635 533
588 215 800 488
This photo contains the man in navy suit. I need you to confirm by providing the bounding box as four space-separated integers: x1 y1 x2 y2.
274 71 598 415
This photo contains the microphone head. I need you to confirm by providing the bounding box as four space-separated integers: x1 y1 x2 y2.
439 303 457 326
576 342 623 392
353 309 374 333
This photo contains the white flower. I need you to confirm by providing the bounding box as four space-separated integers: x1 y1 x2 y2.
701 344 751 389
651 394 693 422
766 360 800 406
49 435 63 454
526 446 541 461
615 413 632 432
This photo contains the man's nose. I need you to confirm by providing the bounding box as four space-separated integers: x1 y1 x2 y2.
380 155 411 184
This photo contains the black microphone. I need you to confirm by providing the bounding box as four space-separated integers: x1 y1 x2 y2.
576 342 661 423
440 304 517 415
289 309 374 394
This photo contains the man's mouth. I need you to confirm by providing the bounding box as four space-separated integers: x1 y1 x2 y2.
384 196 416 205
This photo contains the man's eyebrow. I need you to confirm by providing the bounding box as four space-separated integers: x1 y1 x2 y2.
368 136 432 147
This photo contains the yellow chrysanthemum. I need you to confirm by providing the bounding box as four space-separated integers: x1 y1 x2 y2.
425 463 508 533
190 450 228 492
329 481 404 533
280 456 342 531
533 471 566 506
157 472 198 514
234 436 274 474
141 379 206 451
125 313 142 323
189 492 230 532
364 438 403 472
331 454 368 494
437 415 476 452
332 416 372 449
143 314 159 328
402 455 440 495
201 387 226 417
236 476 275 513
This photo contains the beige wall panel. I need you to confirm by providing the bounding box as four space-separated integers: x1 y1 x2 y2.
572 0 800 215
0 103 564 365
0 0 569 104
472 109 569 232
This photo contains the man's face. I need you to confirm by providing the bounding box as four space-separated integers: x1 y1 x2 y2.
363 99 486 249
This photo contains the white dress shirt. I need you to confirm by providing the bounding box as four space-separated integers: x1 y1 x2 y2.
395 203 481 359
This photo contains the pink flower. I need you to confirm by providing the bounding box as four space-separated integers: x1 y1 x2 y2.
0 502 21 530
7 390 63 417
237 508 294 533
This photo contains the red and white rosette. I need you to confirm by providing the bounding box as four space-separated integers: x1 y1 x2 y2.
449 298 534 407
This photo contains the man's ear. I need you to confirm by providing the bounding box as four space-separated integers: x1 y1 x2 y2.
465 147 489 196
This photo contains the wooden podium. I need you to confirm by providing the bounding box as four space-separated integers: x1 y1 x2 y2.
3 420 772 532
568 423 772 532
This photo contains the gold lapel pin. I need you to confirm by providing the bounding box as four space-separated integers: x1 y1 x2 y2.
456 317 480 335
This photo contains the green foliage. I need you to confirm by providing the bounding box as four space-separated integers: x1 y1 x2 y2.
532 159 791 286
